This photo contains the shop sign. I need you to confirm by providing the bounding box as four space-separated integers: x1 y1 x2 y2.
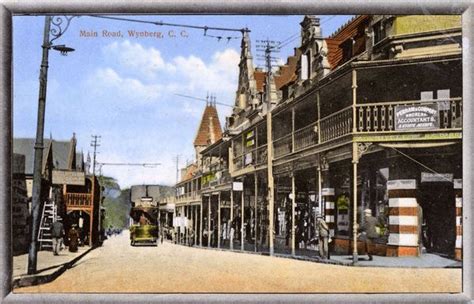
233 181 243 191
453 179 462 189
52 170 85 185
336 195 349 210
246 139 255 147
321 188 334 196
387 179 417 190
421 172 453 183
244 152 253 165
395 104 439 131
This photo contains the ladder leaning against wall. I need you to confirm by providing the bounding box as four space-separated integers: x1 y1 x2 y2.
38 200 58 250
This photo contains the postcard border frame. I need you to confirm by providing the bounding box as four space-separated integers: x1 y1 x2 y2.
1 1 473 303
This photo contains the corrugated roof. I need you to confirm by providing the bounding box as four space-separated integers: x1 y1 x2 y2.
13 138 52 175
13 137 76 175
130 185 164 204
193 105 223 146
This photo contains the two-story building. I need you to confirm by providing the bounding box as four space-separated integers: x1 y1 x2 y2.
176 15 463 262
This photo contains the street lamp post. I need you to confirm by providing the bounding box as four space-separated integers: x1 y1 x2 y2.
28 15 75 275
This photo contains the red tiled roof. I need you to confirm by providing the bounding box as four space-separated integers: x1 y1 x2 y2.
254 70 266 92
193 105 223 146
181 164 197 182
275 49 301 90
326 15 370 69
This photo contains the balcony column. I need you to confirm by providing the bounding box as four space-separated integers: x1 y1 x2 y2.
352 142 359 263
320 156 335 238
352 69 358 133
230 184 234 250
194 205 198 246
454 179 462 260
386 179 419 257
241 179 245 251
254 172 258 252
218 192 221 249
208 196 211 248
291 172 296 256
316 90 321 144
291 107 295 153
199 199 203 247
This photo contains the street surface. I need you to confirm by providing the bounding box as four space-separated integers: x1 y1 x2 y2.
15 231 461 293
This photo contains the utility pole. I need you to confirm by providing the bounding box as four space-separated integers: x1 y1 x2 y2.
91 135 101 176
174 155 180 184
28 15 76 274
257 39 279 256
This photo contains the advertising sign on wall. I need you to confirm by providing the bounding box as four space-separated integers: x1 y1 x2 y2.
395 103 439 131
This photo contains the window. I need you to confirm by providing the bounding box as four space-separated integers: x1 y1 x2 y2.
341 38 354 63
300 54 308 80
373 21 386 45
300 51 311 80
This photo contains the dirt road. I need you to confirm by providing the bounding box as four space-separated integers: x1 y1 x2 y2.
15 230 462 293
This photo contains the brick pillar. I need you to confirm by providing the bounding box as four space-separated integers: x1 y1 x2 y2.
322 187 335 237
386 179 420 257
454 179 462 260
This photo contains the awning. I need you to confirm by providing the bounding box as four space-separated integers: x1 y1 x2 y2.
378 142 457 149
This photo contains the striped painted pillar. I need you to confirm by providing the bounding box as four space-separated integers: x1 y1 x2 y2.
454 179 462 260
322 188 335 237
387 179 419 257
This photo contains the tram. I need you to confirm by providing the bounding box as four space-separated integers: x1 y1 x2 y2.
129 196 159 246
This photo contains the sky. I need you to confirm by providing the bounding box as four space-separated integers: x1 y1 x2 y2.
13 14 353 188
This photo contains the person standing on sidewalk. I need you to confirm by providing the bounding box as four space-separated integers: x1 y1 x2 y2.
50 219 65 256
316 216 330 259
68 225 80 252
360 208 379 261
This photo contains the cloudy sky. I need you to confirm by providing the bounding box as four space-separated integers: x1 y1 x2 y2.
13 15 352 188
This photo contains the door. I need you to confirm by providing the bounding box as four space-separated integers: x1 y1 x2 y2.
419 182 455 257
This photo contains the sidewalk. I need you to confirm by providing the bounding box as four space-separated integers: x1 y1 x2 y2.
179 241 462 268
12 246 93 288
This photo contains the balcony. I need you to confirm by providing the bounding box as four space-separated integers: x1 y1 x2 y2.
65 193 92 208
271 98 462 160
233 144 268 171
202 170 231 189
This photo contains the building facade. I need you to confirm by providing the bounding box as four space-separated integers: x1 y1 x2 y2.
174 15 463 261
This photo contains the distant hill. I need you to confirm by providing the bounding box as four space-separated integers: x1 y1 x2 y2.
100 178 175 229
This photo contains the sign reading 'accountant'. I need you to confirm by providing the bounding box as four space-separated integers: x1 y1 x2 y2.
395 103 440 131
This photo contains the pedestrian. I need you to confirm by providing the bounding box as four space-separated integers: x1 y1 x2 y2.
360 208 379 261
68 224 80 253
50 219 65 256
316 216 330 259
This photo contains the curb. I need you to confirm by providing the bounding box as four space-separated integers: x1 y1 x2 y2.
173 242 351 267
12 246 95 289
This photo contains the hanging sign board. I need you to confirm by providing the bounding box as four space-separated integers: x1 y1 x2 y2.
233 182 243 191
52 170 85 185
421 172 453 183
395 103 439 131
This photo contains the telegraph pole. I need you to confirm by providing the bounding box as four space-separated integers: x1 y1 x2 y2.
257 39 279 256
91 135 101 176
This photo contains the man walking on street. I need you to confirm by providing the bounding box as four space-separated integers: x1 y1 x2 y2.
51 219 65 256
316 216 330 259
360 208 379 261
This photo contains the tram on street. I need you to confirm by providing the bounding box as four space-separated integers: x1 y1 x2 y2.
129 196 159 246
